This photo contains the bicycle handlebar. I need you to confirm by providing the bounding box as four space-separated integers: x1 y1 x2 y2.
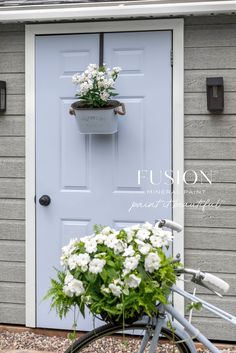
203 272 230 293
177 268 230 294
159 221 229 294
159 219 183 232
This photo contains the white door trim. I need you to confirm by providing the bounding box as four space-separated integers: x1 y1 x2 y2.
25 19 184 327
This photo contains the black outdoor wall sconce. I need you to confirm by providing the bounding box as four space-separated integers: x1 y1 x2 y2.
206 77 224 113
0 81 6 113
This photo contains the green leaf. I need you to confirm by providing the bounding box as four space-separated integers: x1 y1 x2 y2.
93 224 104 234
100 270 108 282
186 302 203 312
107 260 115 268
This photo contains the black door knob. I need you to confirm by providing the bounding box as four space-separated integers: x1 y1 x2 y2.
39 195 51 206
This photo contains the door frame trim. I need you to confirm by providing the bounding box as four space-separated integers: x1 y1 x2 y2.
25 19 184 327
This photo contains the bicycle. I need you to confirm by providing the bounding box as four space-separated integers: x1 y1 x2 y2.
64 219 236 353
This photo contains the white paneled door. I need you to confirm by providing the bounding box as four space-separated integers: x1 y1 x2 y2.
36 31 172 330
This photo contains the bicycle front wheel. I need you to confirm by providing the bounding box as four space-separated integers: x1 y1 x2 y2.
64 322 192 353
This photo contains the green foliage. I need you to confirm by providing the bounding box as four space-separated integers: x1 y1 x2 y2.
45 223 181 328
93 224 104 234
186 302 203 312
44 270 79 319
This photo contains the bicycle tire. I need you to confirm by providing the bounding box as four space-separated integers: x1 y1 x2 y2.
64 322 192 353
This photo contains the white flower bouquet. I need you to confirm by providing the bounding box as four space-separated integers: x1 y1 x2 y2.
72 63 121 108
46 222 178 325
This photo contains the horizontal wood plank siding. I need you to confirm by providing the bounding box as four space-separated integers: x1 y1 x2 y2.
0 25 25 325
192 318 236 341
0 303 25 325
185 115 236 137
0 24 24 32
185 250 236 274
0 158 25 178
185 160 236 183
0 282 25 304
0 178 25 199
185 137 236 160
0 199 25 220
0 117 25 136
0 262 25 283
185 70 236 93
4 95 25 116
185 24 236 47
0 220 25 241
185 206 236 228
185 92 236 114
185 183 236 205
0 52 24 73
0 240 25 262
0 137 25 156
0 74 24 95
184 15 236 341
185 47 236 69
0 32 25 53
185 227 236 251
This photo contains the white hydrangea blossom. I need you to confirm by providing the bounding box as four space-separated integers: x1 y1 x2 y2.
63 273 85 297
64 272 73 285
123 245 135 257
89 258 106 274
109 283 122 297
136 228 150 241
113 240 126 255
68 254 80 270
101 284 110 294
104 233 118 249
131 224 141 231
149 235 163 248
138 243 152 255
124 228 135 243
142 222 153 230
126 274 141 288
123 255 140 275
101 226 112 235
110 67 122 76
82 237 97 254
60 238 78 266
100 91 110 101
145 253 161 273
76 253 91 271
162 231 174 242
95 233 107 244
72 64 121 106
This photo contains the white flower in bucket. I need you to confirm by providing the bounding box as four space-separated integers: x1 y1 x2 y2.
72 63 121 108
46 222 179 327
70 64 125 134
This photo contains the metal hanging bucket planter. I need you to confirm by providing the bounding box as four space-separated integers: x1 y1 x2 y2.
69 100 126 134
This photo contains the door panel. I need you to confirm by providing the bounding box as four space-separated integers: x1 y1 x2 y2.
36 31 172 330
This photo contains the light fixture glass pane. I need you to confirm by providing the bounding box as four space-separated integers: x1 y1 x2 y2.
0 88 5 110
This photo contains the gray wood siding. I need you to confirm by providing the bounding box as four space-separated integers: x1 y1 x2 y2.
0 24 25 325
184 15 236 341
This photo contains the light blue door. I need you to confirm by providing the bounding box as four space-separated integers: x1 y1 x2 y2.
36 31 172 330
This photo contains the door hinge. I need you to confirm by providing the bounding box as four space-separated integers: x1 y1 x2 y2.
170 50 173 67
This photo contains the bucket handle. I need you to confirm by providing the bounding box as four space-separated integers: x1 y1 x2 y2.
115 103 126 116
69 108 76 116
69 103 126 116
